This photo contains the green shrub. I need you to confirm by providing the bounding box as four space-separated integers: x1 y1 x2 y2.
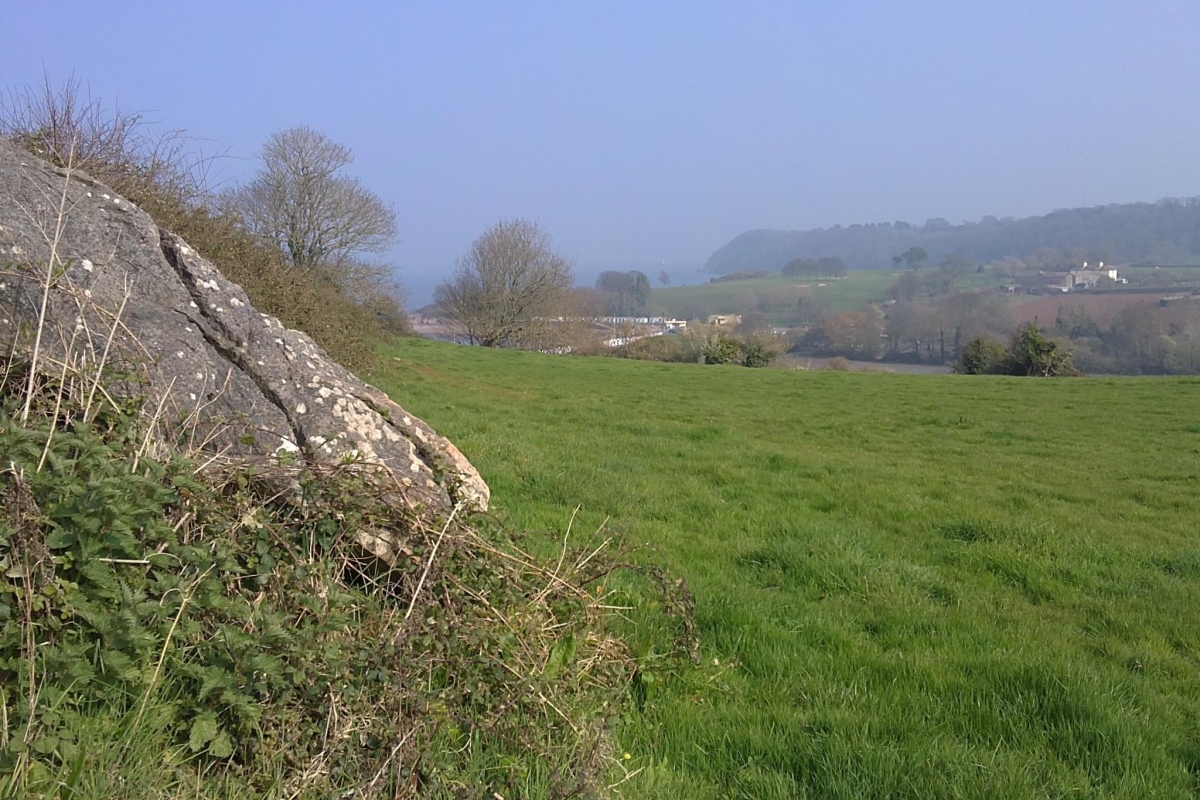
954 336 1007 374
702 334 742 365
1000 324 1080 376
739 332 785 368
618 332 704 363
956 326 1080 377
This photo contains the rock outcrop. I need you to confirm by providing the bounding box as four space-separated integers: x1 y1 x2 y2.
0 139 488 515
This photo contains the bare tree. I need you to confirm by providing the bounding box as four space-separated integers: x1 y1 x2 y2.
435 219 575 348
228 126 396 272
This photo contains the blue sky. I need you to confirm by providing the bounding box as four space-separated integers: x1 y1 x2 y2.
4 1 1198 304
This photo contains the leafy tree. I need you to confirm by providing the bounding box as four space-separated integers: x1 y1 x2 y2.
816 256 848 279
901 247 929 269
782 257 814 277
956 325 1079 376
595 270 651 315
659 270 671 287
228 126 396 274
1001 324 1080 376
953 337 1007 374
434 219 575 348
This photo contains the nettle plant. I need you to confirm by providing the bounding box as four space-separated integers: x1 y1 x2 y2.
0 350 674 797
0 357 360 763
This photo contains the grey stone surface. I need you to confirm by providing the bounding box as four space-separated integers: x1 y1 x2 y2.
0 139 488 515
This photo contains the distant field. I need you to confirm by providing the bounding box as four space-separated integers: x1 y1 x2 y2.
1123 265 1200 290
649 270 899 319
649 267 1200 328
372 340 1200 799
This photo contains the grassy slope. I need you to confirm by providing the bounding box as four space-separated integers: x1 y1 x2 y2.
371 339 1200 799
653 267 1200 328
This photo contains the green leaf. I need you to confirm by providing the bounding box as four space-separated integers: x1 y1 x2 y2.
45 528 75 549
188 712 219 752
209 730 234 758
544 633 577 679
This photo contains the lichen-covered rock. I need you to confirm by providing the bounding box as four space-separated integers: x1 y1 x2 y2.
0 139 487 515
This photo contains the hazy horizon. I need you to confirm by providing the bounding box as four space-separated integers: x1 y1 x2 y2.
4 1 1198 305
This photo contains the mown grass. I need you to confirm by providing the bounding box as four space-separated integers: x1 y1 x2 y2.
371 338 1200 799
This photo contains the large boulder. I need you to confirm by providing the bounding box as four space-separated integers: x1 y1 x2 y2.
0 139 488 515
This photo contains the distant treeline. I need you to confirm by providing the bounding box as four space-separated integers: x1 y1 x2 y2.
706 197 1200 274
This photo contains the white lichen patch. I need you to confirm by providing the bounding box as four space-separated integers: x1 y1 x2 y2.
276 438 300 455
330 395 391 449
81 259 94 272
295 403 307 415
199 278 219 291
176 352 185 359
229 297 244 307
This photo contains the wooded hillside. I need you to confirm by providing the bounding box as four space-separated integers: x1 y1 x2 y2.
706 197 1200 273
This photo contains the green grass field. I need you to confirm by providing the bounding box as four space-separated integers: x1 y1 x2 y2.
370 339 1200 799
